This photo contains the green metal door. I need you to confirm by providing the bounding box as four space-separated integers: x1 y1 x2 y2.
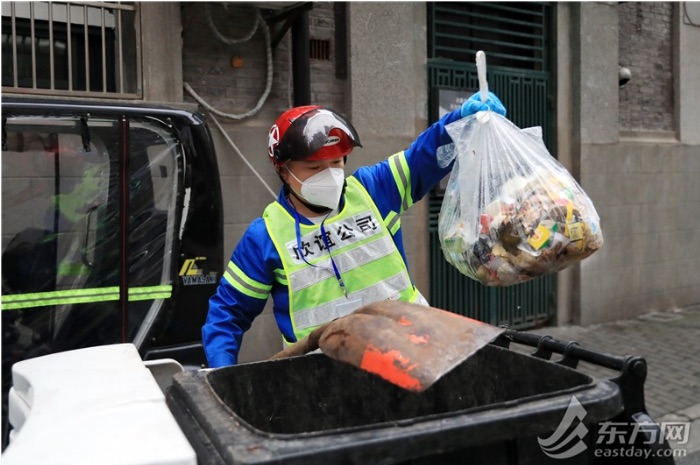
427 2 556 329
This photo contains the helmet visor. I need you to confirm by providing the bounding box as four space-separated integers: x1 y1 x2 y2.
277 109 360 163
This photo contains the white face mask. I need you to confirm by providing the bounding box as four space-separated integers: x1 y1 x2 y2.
288 167 345 210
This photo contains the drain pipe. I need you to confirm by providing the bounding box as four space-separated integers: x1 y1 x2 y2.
292 10 311 106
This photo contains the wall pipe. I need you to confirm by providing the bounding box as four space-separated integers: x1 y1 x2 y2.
291 10 311 106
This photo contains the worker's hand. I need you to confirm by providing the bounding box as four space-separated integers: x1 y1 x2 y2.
460 91 507 118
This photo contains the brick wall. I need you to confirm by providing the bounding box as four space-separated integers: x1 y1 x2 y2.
309 3 349 115
181 2 348 123
618 2 674 132
181 3 290 121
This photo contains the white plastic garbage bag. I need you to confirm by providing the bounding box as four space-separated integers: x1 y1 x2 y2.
437 111 604 287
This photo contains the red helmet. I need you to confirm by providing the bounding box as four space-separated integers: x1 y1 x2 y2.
267 106 361 167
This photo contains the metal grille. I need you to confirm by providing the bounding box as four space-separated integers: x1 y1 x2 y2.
428 2 549 71
2 1 141 98
427 2 556 329
429 62 552 149
310 38 331 61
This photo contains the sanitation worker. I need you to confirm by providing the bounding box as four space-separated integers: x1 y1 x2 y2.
202 92 507 367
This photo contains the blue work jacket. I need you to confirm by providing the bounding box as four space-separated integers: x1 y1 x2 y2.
202 108 462 367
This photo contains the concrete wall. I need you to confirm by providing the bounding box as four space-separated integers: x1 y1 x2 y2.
347 2 430 296
140 3 184 103
555 4 576 326
581 143 700 324
677 3 700 145
560 2 700 325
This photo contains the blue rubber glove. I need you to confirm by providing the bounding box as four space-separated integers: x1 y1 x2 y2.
460 91 507 118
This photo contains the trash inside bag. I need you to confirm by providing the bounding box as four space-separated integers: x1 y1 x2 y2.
438 111 603 287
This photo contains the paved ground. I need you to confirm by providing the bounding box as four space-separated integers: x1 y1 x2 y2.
516 304 700 462
525 305 700 419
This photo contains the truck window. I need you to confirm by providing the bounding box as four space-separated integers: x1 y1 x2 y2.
2 113 181 365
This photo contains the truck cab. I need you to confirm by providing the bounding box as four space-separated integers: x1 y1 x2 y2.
1 98 223 444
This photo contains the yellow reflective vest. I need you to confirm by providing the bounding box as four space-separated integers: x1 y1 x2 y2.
263 176 424 341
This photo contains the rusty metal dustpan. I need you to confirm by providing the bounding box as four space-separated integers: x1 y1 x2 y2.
270 300 504 392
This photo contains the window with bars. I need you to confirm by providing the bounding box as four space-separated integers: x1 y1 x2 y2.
428 2 550 72
309 38 331 61
2 1 141 98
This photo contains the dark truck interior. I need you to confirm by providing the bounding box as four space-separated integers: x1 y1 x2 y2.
1 100 224 450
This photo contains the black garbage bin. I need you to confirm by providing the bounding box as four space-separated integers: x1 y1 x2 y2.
166 333 674 465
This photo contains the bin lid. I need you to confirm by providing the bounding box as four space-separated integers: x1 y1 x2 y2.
5 344 196 465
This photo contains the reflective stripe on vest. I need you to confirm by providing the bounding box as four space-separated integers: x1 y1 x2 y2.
263 176 420 340
388 151 413 212
224 260 272 299
1 285 172 310
384 210 401 236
